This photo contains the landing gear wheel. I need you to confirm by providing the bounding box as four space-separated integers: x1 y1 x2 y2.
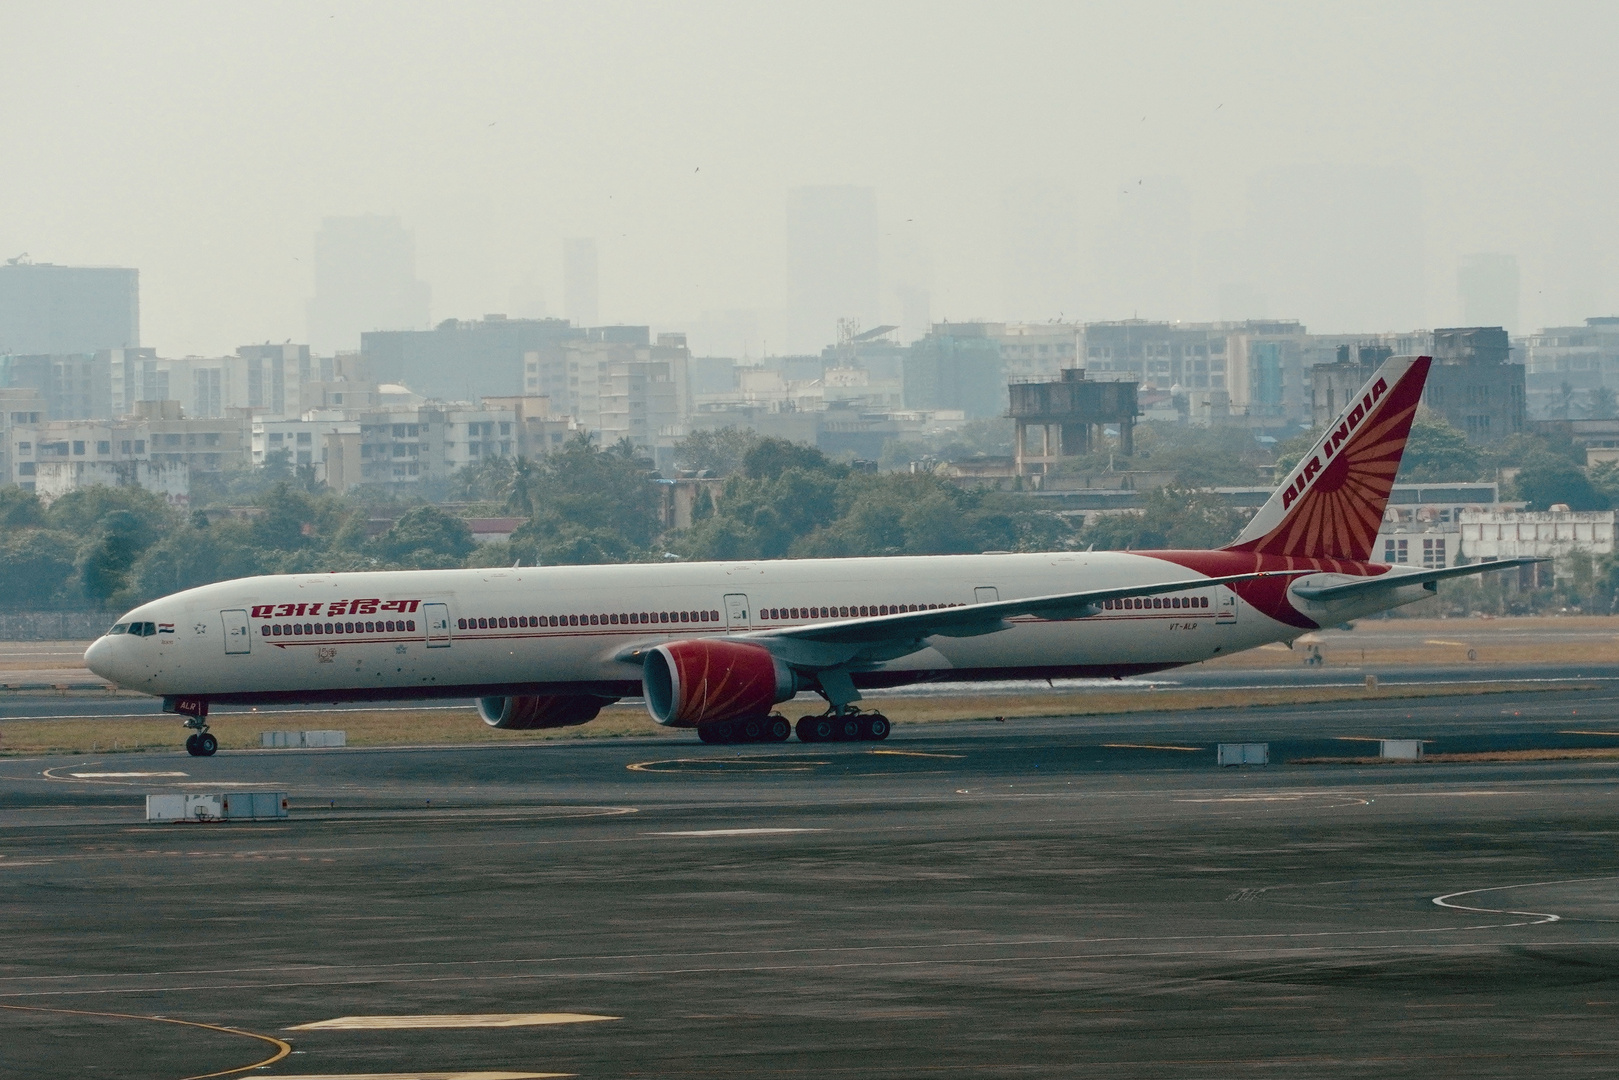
860 714 890 741
185 733 202 756
765 715 792 743
196 733 218 757
740 717 764 743
711 720 736 744
795 716 819 742
835 716 863 741
697 724 721 744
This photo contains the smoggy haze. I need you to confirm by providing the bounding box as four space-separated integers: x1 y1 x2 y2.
2 1 1616 355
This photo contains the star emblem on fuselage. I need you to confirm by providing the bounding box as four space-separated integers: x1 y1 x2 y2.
193 623 207 635
395 644 408 655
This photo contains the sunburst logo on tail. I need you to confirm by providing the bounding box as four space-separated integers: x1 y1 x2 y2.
1227 355 1431 563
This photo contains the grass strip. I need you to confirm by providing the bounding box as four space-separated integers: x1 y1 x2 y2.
0 679 1596 757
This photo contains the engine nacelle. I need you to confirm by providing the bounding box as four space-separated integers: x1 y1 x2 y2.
476 694 609 730
643 639 798 727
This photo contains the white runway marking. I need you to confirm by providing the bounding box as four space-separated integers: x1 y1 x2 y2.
1431 876 1615 925
648 828 823 837
288 1013 618 1030
67 771 187 778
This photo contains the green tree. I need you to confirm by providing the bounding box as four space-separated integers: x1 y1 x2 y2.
742 437 844 482
372 506 475 566
121 519 265 602
0 529 78 607
1129 424 1270 487
508 433 664 564
76 509 153 604
1397 413 1481 482
45 484 174 541
672 427 759 476
0 486 45 529
1079 487 1252 551
1512 454 1605 511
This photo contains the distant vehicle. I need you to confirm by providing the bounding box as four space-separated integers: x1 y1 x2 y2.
87 355 1531 755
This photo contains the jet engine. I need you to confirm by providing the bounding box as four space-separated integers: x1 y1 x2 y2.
643 639 799 726
476 694 610 730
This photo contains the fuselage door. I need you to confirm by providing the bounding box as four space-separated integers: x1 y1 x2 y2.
724 593 751 627
424 602 452 647
974 586 999 604
1216 588 1238 624
221 609 251 654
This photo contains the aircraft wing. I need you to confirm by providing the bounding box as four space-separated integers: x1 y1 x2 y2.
1288 558 1544 603
749 570 1306 647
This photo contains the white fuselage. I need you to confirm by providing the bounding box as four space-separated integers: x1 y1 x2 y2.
83 551 1358 706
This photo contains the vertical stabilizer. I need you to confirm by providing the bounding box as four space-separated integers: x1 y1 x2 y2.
1226 355 1431 562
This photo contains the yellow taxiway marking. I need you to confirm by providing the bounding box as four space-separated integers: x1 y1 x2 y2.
1333 735 1398 742
1424 639 1470 647
868 749 964 759
0 1002 290 1079
627 757 826 772
1561 730 1619 736
288 1013 619 1031
1102 743 1203 752
69 771 189 778
648 828 822 837
262 1073 570 1079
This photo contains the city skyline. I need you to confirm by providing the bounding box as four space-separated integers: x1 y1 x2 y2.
3 3 1618 355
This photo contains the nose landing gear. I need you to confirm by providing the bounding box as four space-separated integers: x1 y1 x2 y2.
184 726 219 757
165 697 217 757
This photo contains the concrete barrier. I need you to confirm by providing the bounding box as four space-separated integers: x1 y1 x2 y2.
147 792 288 822
1217 743 1269 766
1380 739 1423 760
261 730 347 749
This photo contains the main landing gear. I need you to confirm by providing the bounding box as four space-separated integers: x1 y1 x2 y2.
794 711 890 743
183 717 218 757
696 714 793 745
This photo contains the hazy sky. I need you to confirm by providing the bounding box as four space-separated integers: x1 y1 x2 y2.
3 1 1617 355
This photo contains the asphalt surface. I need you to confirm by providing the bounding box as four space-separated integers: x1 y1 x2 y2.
9 664 1619 721
4 689 1619 1078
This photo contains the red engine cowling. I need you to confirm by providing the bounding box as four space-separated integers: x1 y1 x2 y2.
476 695 610 730
643 639 798 727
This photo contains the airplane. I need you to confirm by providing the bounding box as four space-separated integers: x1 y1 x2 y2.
85 354 1536 756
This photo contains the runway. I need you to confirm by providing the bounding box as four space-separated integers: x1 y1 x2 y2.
4 690 1619 1078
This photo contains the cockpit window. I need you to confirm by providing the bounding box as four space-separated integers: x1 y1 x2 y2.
125 622 157 637
108 623 127 635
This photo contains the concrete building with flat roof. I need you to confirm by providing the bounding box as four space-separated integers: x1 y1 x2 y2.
365 315 585 402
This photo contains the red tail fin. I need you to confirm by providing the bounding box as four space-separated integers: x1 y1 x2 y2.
1226 355 1430 562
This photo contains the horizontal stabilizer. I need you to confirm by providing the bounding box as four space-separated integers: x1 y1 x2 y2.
1289 558 1544 603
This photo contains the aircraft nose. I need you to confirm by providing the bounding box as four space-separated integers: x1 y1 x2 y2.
84 636 122 685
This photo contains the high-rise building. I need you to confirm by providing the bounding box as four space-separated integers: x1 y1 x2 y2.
785 186 879 354
0 262 139 356
1458 253 1520 332
0 353 112 420
903 323 1005 418
365 315 584 402
237 344 311 416
564 239 600 327
305 216 431 354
